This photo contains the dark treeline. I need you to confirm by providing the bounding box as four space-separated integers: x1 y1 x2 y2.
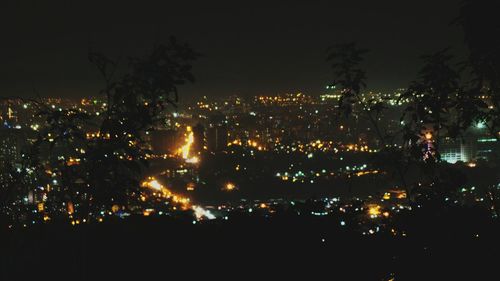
326 0 500 208
1 210 499 280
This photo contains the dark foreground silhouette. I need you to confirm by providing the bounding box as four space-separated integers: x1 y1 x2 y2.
1 210 499 281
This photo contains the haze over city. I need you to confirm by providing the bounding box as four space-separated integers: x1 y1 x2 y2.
3 0 464 98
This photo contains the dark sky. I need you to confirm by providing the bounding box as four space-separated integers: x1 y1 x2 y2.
1 0 465 100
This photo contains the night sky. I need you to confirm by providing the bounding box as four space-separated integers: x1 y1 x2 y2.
2 0 464 100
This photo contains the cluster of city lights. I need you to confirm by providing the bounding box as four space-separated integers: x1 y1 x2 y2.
177 126 199 164
141 177 215 221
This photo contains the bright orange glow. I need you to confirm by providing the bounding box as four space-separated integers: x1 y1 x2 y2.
141 177 214 220
356 170 379 177
178 126 199 163
186 182 195 191
425 132 433 140
141 177 191 209
141 177 215 220
67 202 74 215
368 205 382 218
383 192 391 200
67 157 81 166
180 129 194 159
111 205 120 213
224 182 236 191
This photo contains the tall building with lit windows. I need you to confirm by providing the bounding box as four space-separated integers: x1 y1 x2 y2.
440 138 476 164
476 137 499 161
440 121 499 163
0 128 34 163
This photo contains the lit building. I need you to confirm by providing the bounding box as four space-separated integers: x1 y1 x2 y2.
476 137 499 161
206 113 228 152
440 137 476 164
0 128 35 163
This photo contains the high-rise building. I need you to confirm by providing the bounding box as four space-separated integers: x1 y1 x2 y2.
476 137 499 161
207 125 228 152
192 123 205 153
440 137 476 164
0 128 34 163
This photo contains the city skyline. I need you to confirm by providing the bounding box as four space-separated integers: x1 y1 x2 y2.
1 1 499 279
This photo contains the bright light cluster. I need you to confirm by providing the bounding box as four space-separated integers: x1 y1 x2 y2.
178 126 199 164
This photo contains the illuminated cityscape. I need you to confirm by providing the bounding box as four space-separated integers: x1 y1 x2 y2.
1 0 500 279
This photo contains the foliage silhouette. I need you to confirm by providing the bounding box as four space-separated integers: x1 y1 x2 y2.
455 0 500 139
3 38 200 223
327 42 412 198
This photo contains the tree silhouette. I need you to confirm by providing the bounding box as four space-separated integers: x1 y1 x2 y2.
19 37 200 221
455 0 500 139
327 42 368 118
327 42 412 198
398 48 483 204
455 0 500 217
400 48 462 160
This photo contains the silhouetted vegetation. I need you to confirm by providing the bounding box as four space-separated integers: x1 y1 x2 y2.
0 38 199 224
1 1 500 279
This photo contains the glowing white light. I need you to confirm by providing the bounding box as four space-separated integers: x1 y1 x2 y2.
148 179 162 191
193 206 216 220
474 121 486 130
